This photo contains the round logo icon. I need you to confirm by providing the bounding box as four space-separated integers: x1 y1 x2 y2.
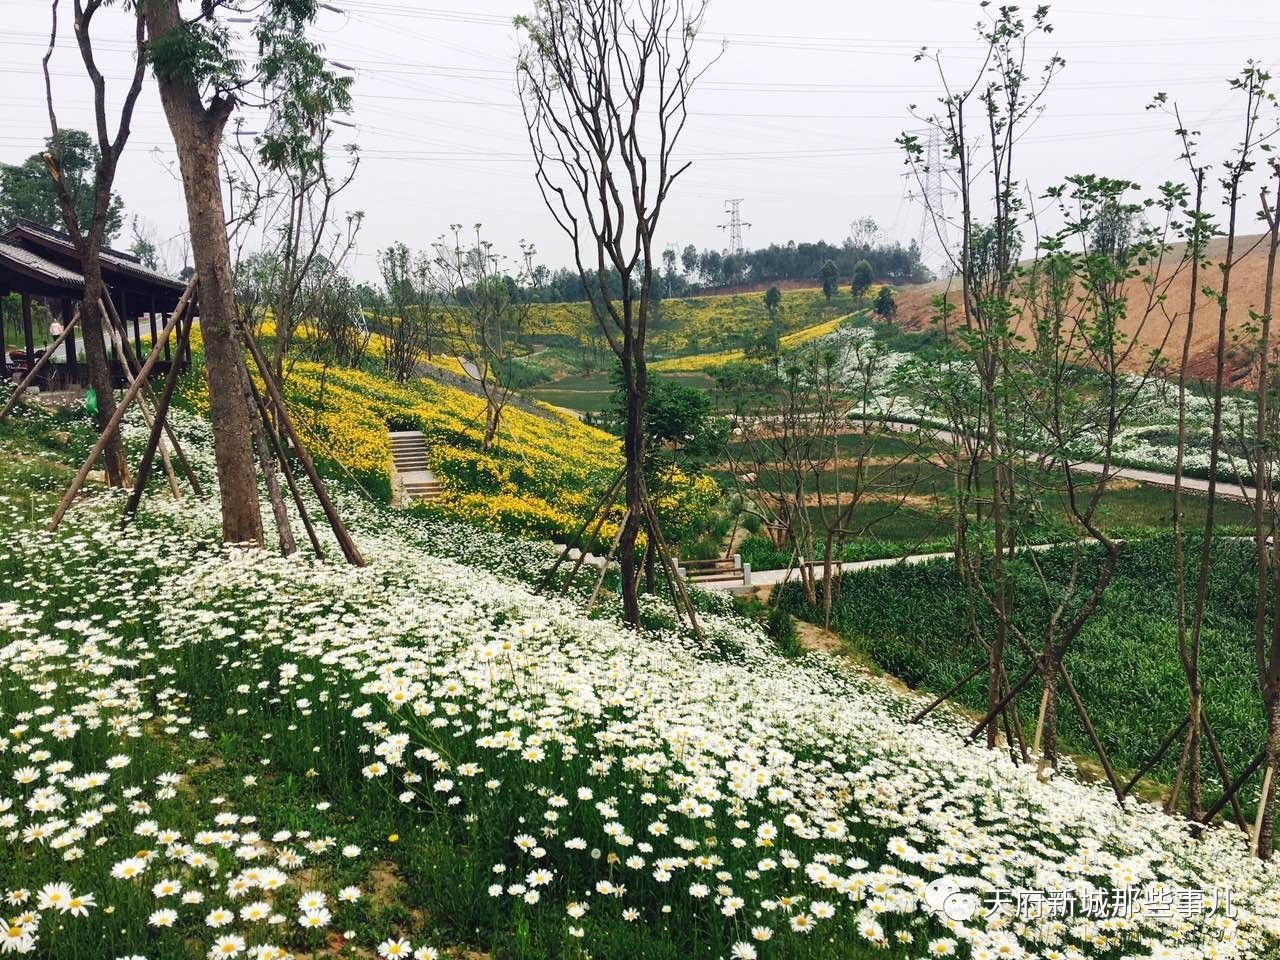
925 877 979 922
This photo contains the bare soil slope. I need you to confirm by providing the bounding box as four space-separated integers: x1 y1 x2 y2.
895 234 1277 385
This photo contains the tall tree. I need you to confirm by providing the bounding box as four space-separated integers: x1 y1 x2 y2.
41 2 149 488
819 259 838 299
851 258 874 298
517 0 720 627
142 0 350 545
0 130 124 239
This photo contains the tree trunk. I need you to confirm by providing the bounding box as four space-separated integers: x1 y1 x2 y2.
620 358 646 626
483 398 501 450
80 258 128 486
1258 701 1280 858
144 4 264 546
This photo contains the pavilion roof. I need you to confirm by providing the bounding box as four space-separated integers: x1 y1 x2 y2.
0 220 185 305
0 240 84 293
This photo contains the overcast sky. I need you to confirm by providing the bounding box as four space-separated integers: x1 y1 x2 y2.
2 0 1278 282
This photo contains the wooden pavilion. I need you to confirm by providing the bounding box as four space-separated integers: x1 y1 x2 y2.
0 219 189 390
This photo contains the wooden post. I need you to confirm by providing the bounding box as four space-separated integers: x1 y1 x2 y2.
106 316 181 499
241 321 364 566
125 290 142 360
48 279 194 531
0 310 82 421
121 311 194 526
181 296 195 370
1252 765 1275 856
155 295 168 363
62 299 77 382
100 292 204 498
21 293 35 368
247 370 324 559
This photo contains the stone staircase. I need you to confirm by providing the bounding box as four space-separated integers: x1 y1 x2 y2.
389 430 443 503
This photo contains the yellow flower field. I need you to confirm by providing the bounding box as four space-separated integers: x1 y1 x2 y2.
529 286 867 357
650 311 862 372
181 325 717 544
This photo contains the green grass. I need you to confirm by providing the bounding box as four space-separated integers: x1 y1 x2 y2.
779 535 1269 810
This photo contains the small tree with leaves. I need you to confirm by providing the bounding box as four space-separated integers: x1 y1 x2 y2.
819 259 838 299
517 0 721 627
852 259 874 298
143 0 353 545
427 224 538 449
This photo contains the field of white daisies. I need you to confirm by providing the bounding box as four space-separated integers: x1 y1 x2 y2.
3 396 1280 960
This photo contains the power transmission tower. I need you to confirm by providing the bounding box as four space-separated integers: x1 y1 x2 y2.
902 129 957 275
718 198 751 256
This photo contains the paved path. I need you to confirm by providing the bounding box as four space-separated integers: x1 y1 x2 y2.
880 419 1252 502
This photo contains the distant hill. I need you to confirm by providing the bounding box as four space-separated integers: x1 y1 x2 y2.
529 286 873 358
894 235 1277 386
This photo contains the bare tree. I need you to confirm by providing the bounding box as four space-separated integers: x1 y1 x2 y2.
41 0 148 487
516 0 721 626
427 224 537 449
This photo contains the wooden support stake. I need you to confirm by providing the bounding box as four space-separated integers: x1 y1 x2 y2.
237 350 297 557
1121 716 1190 800
537 469 625 595
241 321 364 567
101 292 204 497
562 486 622 595
968 663 1038 743
49 280 194 531
639 492 703 642
1201 709 1250 831
1202 749 1266 826
1060 666 1123 801
0 310 81 421
121 307 193 526
1252 764 1275 856
909 663 986 725
586 508 629 613
1167 728 1193 816
248 372 325 559
107 317 181 499
1032 686 1051 756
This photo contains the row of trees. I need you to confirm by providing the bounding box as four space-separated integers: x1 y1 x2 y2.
897 7 1280 857
522 231 929 303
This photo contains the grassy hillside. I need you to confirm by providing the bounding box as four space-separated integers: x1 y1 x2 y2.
181 329 719 546
780 536 1267 803
2 400 1278 959
530 286 867 358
